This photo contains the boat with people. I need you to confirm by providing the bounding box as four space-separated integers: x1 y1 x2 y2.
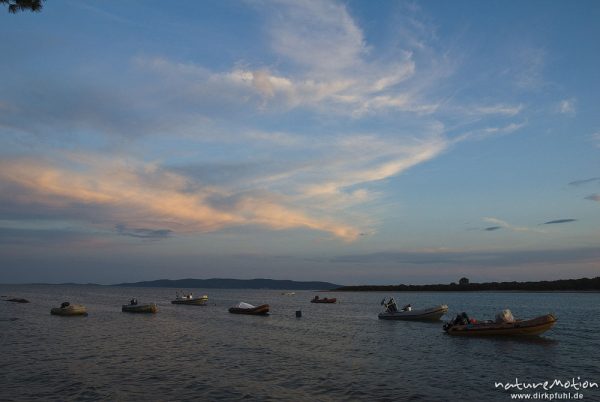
50 302 88 316
443 310 557 336
378 297 448 320
171 292 208 305
122 298 158 313
228 302 270 315
281 292 296 296
310 296 337 303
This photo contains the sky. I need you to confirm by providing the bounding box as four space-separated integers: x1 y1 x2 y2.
0 0 599 285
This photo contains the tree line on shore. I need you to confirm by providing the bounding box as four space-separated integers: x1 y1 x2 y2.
335 276 600 292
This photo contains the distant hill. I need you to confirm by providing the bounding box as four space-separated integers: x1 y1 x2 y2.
335 277 600 292
111 278 341 290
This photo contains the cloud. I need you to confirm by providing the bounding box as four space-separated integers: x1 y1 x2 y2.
454 122 526 142
266 0 367 75
470 104 523 116
483 217 545 234
558 98 576 115
0 155 361 241
115 224 172 239
131 0 448 117
585 194 600 202
568 177 600 186
330 247 600 267
484 226 502 231
543 219 576 225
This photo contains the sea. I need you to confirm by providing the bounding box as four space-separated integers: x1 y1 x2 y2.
1 285 599 401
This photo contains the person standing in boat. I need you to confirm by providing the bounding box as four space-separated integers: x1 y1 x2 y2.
386 297 398 313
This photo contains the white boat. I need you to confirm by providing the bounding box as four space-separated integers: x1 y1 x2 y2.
378 298 448 321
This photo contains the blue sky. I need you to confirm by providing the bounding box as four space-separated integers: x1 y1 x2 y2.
0 0 599 284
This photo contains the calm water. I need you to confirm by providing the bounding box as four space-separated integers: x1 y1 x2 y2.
1 285 599 401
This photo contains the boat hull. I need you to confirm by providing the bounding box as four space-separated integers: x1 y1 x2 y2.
228 304 270 315
51 305 88 316
378 305 448 321
122 303 158 313
445 314 557 336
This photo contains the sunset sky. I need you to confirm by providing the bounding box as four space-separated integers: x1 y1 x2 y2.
1 1 599 284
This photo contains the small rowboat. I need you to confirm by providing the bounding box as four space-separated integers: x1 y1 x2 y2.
171 295 208 305
444 314 557 336
51 303 88 316
378 304 448 321
311 297 336 303
228 302 269 315
122 303 158 313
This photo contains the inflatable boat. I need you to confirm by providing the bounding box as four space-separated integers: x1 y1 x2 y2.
51 303 88 316
310 296 337 303
444 313 557 336
228 302 269 315
171 294 208 305
378 304 448 321
122 303 158 313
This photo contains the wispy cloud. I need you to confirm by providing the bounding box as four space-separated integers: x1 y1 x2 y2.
585 194 600 202
558 98 576 115
454 122 526 142
483 217 545 234
115 224 172 239
132 0 447 118
568 177 600 186
0 155 361 241
469 104 523 117
543 219 576 225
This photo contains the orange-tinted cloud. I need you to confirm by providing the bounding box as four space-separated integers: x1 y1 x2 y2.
0 156 360 241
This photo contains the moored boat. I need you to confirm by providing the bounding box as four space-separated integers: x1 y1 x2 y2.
444 312 557 336
379 304 449 321
228 302 269 315
122 303 158 313
2 297 30 303
171 293 208 305
51 302 88 316
310 296 336 303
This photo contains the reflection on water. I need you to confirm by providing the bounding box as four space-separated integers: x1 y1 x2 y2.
1 286 599 401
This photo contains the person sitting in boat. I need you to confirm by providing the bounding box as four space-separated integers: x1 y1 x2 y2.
130 298 138 305
60 301 70 308
313 295 319 301
452 312 470 325
401 304 412 312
